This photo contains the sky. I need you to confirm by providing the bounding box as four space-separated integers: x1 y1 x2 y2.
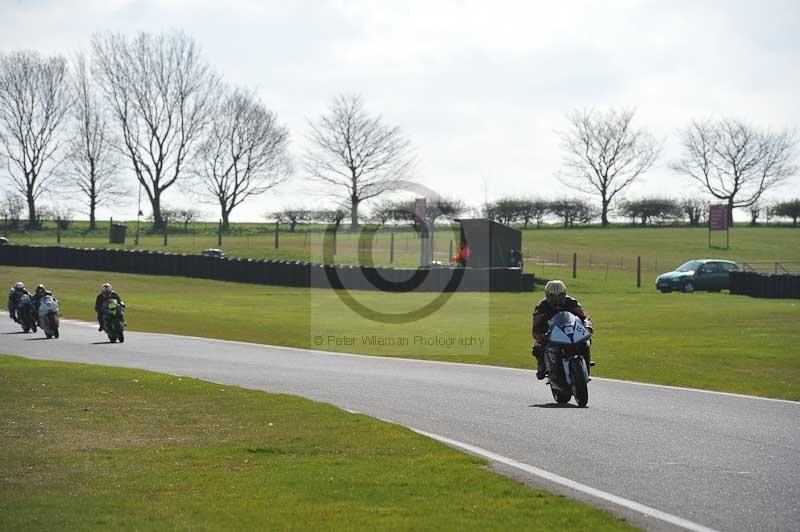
1 0 799 222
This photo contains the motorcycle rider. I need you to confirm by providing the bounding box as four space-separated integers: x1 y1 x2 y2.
95 283 122 331
531 279 593 380
32 284 54 325
7 281 30 323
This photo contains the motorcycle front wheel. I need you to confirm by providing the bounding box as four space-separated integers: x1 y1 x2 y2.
570 359 589 407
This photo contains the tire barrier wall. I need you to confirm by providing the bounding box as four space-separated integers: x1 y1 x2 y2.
0 245 535 293
730 271 800 299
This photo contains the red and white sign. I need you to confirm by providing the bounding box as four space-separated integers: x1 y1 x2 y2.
709 205 728 230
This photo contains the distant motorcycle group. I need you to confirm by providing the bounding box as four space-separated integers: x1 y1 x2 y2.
7 281 126 343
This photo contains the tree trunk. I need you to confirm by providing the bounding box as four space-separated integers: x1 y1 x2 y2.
221 210 230 232
600 197 609 227
89 194 97 231
727 198 735 226
26 193 37 229
350 197 360 231
151 192 164 231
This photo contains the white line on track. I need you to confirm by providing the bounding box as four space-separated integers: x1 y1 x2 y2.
410 427 721 532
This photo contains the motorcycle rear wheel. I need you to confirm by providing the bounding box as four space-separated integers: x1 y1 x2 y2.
551 387 572 404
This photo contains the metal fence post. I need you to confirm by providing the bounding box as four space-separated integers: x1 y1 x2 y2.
572 252 577 278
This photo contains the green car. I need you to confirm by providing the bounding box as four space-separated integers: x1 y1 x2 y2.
655 259 740 293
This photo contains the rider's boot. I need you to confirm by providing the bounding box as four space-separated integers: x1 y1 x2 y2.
532 344 547 380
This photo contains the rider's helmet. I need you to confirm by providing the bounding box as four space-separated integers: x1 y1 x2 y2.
35 284 46 295
14 281 25 292
544 279 567 308
101 283 112 295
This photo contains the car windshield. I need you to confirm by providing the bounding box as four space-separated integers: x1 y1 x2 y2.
676 260 703 272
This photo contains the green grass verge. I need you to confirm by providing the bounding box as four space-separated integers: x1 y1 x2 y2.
2 266 799 400
0 355 633 531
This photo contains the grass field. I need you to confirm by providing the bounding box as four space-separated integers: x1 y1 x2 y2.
0 355 632 531
2 265 798 400
5 222 799 274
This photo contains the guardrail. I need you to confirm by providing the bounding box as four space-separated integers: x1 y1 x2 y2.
0 244 535 293
730 270 800 299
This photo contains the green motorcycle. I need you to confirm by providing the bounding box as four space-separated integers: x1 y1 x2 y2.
103 299 125 343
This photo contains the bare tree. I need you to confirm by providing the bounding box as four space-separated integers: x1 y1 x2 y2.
159 205 203 230
195 86 291 230
772 199 800 227
558 108 660 226
518 199 549 228
91 31 219 230
680 197 708 227
672 118 798 225
747 202 762 226
0 50 71 228
304 94 415 230
372 197 465 230
549 198 597 228
619 197 681 226
0 191 25 228
270 208 311 232
64 52 124 230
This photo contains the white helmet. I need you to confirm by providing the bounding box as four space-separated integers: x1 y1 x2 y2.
101 283 112 295
14 281 25 291
544 279 567 307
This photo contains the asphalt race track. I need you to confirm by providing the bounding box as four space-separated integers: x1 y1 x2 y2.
2 315 798 532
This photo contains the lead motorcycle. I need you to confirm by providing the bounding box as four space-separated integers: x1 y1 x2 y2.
38 294 60 339
16 294 37 333
544 311 593 407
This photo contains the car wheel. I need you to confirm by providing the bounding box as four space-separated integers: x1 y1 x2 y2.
682 281 695 293
659 288 671 293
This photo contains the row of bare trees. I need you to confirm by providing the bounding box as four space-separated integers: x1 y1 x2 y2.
1 32 797 233
559 109 798 227
0 32 293 231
